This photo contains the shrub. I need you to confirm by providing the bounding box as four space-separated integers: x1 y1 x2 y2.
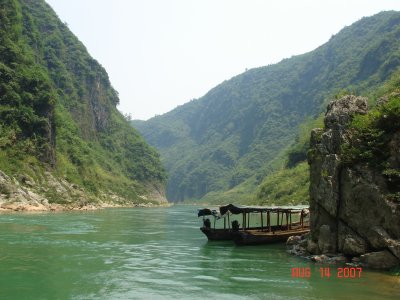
341 94 400 168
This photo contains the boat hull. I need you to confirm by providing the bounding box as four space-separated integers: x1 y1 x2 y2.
234 228 310 246
200 227 237 240
200 224 300 241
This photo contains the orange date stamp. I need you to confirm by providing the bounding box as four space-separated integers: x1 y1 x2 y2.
291 267 362 278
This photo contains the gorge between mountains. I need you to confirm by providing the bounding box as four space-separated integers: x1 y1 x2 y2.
0 0 400 277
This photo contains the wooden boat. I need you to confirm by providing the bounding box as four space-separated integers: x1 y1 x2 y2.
234 225 310 246
198 204 309 244
231 205 310 246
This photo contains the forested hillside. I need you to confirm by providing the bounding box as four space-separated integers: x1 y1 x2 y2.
133 11 400 203
0 0 166 208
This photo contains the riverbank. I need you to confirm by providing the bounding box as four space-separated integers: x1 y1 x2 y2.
0 201 171 212
0 169 169 213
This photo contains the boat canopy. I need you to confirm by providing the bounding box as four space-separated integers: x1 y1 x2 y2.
219 204 309 216
197 208 220 218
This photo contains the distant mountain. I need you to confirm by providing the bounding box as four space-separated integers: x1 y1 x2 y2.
133 11 400 203
0 0 166 208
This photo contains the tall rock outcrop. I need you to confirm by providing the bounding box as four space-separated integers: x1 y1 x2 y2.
307 95 400 269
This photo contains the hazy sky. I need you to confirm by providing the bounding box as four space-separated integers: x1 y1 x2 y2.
45 0 400 120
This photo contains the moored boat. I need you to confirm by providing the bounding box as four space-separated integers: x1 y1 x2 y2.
234 226 310 246
198 204 310 244
230 205 310 246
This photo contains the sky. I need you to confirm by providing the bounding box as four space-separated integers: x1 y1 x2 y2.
45 0 400 120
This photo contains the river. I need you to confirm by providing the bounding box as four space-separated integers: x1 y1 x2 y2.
0 205 398 299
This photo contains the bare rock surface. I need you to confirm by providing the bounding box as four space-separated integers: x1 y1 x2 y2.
0 169 168 212
295 95 400 270
360 250 400 269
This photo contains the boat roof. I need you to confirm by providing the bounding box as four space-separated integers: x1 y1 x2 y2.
219 204 309 215
197 208 219 217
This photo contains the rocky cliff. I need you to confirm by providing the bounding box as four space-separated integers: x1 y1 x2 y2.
305 95 400 269
0 0 167 209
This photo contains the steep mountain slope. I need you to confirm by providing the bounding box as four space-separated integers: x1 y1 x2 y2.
133 11 400 202
0 0 166 209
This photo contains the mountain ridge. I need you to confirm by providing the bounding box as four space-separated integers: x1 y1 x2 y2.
133 10 400 203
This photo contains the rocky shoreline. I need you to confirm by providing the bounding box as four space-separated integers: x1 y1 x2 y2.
0 201 171 213
0 169 169 213
286 234 400 270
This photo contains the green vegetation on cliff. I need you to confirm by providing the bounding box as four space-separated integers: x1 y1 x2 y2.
0 0 166 205
341 75 400 203
133 11 400 204
343 94 400 166
0 0 56 166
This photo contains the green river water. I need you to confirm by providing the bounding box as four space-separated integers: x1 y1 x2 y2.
0 205 398 299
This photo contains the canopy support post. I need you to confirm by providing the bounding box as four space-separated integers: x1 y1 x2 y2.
260 212 263 231
277 211 280 227
286 212 289 230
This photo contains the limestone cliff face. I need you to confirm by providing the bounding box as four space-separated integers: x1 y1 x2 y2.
307 95 400 269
